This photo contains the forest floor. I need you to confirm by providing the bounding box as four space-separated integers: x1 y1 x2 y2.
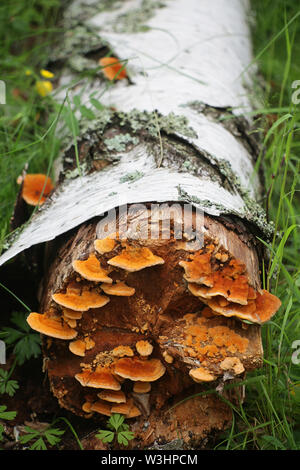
0 0 299 451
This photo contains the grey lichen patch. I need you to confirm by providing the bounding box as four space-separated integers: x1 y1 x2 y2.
68 55 98 74
111 0 166 33
177 186 229 213
49 24 105 64
119 171 144 184
104 133 139 152
64 162 88 180
64 0 123 28
119 109 197 139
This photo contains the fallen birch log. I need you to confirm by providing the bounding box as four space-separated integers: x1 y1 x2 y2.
1 0 281 449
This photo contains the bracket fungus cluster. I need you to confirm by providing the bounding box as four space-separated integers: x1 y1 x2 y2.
24 208 281 444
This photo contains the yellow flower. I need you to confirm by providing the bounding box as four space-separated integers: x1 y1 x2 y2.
40 69 54 79
25 69 32 76
36 80 53 97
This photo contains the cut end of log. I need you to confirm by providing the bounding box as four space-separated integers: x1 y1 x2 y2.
26 206 280 448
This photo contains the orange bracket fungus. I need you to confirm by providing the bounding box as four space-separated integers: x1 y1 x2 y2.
20 208 282 450
99 57 127 81
27 312 77 340
72 254 113 283
108 245 164 272
19 173 54 206
52 284 110 311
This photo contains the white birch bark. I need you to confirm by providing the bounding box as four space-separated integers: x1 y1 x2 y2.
0 0 267 267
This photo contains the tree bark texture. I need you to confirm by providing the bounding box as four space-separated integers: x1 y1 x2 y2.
0 0 281 449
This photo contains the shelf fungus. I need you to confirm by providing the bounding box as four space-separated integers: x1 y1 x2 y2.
27 312 77 340
183 253 281 324
94 237 117 254
19 173 54 206
97 390 126 403
101 281 135 296
72 254 113 283
52 285 110 311
114 357 166 382
20 209 281 446
107 246 165 272
99 56 127 81
75 366 121 390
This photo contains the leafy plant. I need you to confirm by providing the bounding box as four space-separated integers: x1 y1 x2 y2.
19 424 65 450
0 405 17 442
96 413 134 447
0 368 19 397
0 312 41 365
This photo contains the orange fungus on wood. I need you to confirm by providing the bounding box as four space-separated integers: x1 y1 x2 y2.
99 57 127 81
20 174 54 206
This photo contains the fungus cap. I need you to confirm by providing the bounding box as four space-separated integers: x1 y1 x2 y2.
220 357 245 375
114 357 166 382
133 381 151 394
189 367 215 383
27 312 77 340
112 345 134 357
179 252 213 286
69 339 86 357
94 237 116 254
21 173 54 206
52 288 110 312
75 367 121 390
101 281 135 296
72 254 113 283
97 390 126 403
90 400 112 416
135 340 153 357
108 246 164 272
99 57 127 81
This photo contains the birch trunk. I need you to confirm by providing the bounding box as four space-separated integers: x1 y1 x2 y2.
0 0 281 449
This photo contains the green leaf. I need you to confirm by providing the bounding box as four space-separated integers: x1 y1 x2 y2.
30 437 47 450
96 430 114 443
0 312 41 365
0 405 17 421
90 98 104 110
79 105 96 120
109 413 124 432
44 428 65 446
0 423 4 441
0 369 19 396
117 430 134 446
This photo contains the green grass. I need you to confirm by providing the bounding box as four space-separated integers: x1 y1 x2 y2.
0 0 299 450
213 0 300 450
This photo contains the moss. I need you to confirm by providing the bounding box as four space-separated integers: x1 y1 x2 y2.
111 0 166 34
104 133 139 152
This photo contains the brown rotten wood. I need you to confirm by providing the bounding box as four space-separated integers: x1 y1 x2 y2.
26 206 280 448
